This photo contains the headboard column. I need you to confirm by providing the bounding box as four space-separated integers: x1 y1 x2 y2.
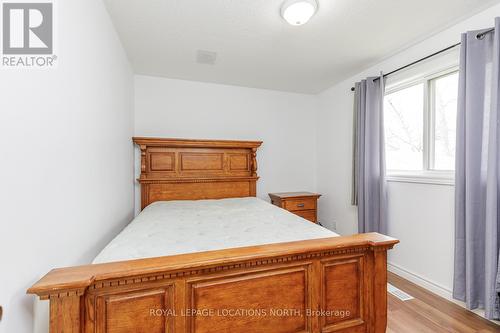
139 144 147 173
251 148 258 177
133 138 263 210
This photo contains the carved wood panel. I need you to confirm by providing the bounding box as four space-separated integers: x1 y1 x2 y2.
149 151 175 172
147 181 252 202
320 256 366 332
180 153 224 172
95 288 172 333
143 148 255 179
228 153 250 171
187 267 311 333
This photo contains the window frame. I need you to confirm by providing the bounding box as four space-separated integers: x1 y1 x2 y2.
384 66 458 186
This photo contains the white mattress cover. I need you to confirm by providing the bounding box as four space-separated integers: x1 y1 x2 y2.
93 197 338 264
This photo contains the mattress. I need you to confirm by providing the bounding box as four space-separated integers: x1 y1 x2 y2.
93 197 338 264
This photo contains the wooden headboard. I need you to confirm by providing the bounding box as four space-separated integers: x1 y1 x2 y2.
133 137 263 210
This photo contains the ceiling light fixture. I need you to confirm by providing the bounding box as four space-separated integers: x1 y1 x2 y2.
281 0 318 26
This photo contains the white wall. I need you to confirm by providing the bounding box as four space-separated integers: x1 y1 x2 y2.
317 4 500 297
0 1 134 332
134 75 318 209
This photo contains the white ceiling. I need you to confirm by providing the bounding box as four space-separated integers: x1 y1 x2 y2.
104 0 499 94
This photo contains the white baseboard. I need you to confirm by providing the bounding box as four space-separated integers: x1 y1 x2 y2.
387 262 454 301
388 262 500 325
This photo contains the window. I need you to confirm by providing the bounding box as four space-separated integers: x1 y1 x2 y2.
431 73 458 170
384 69 459 184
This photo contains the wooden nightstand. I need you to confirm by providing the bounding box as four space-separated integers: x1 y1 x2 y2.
269 192 321 223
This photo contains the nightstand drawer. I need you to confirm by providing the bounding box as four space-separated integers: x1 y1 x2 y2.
293 210 316 223
284 198 316 211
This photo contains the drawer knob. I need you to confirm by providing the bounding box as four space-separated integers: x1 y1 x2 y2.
297 203 305 208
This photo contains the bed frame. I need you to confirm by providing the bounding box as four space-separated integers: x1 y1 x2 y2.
28 137 398 333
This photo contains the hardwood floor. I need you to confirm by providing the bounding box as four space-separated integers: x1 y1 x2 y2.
387 272 500 333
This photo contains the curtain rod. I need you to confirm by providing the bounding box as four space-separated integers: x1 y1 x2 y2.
349 27 495 92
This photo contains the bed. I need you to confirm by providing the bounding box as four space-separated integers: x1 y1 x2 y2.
28 137 398 333
93 197 338 264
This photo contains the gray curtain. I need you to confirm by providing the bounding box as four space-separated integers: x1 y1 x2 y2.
353 76 388 234
454 18 500 320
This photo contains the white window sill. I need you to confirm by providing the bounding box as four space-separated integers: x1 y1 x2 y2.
386 172 455 186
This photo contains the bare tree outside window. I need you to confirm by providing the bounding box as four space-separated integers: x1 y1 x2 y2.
432 72 458 170
384 84 424 171
383 70 459 174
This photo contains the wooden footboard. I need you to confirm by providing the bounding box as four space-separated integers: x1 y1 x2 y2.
28 233 398 333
